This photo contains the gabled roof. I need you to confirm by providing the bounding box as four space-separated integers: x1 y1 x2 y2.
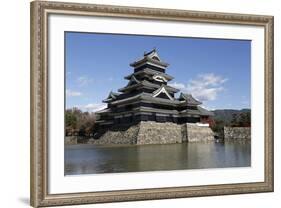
130 48 169 68
102 91 120 103
144 48 161 62
152 85 174 100
179 93 202 105
126 75 140 86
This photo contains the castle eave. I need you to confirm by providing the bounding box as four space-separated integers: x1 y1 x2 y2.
95 108 111 114
130 57 169 68
197 106 214 116
118 81 179 93
124 69 174 81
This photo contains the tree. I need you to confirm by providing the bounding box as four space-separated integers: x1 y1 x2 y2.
238 111 251 127
230 112 251 127
65 110 77 128
230 113 239 127
65 108 96 136
211 119 225 133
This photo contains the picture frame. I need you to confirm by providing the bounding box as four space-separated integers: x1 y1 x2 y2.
30 1 274 207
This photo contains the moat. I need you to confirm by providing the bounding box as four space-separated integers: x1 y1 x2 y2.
65 141 251 175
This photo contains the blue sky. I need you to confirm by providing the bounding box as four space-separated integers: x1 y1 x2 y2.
65 32 251 111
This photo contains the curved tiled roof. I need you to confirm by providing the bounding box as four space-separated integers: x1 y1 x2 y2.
118 80 179 93
179 93 202 105
130 49 169 68
102 91 120 103
124 68 174 81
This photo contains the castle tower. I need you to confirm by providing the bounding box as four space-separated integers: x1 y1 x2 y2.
95 49 213 128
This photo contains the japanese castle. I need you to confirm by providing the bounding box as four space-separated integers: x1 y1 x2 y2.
95 49 213 129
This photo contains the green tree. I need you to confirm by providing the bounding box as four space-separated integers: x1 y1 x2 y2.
238 111 251 127
231 113 238 127
65 110 77 128
230 111 251 127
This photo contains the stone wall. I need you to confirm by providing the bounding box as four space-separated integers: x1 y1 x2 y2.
137 121 182 145
88 124 140 145
224 127 251 141
65 136 78 145
65 121 215 145
184 123 215 142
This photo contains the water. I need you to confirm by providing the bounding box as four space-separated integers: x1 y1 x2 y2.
65 142 251 175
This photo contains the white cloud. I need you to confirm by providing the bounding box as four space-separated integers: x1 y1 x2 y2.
66 89 82 97
170 73 227 102
77 76 93 86
169 82 185 89
197 73 227 86
191 86 224 101
83 103 107 112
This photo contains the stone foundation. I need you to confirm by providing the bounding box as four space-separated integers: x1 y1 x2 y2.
224 127 251 141
65 136 78 145
184 123 215 142
88 124 140 145
73 121 215 145
137 121 182 144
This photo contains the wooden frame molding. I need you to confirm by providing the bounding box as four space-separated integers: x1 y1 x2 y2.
30 1 274 207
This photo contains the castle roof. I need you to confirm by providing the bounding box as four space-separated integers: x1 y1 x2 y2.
102 91 120 103
118 80 179 93
144 48 162 61
125 75 140 86
179 93 202 105
130 49 169 68
109 92 180 106
124 68 174 81
97 93 213 118
152 85 174 100
197 106 214 116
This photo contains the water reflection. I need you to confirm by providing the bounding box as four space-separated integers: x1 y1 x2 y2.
65 141 251 175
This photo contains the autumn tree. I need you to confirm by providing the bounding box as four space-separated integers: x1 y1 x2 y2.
65 108 96 136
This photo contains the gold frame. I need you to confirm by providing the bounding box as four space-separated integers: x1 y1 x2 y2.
30 1 274 207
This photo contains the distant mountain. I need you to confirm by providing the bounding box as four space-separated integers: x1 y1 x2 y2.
212 109 251 125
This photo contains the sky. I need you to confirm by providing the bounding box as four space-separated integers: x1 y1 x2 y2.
65 32 251 112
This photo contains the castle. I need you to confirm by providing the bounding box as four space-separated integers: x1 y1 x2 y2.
93 49 214 144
